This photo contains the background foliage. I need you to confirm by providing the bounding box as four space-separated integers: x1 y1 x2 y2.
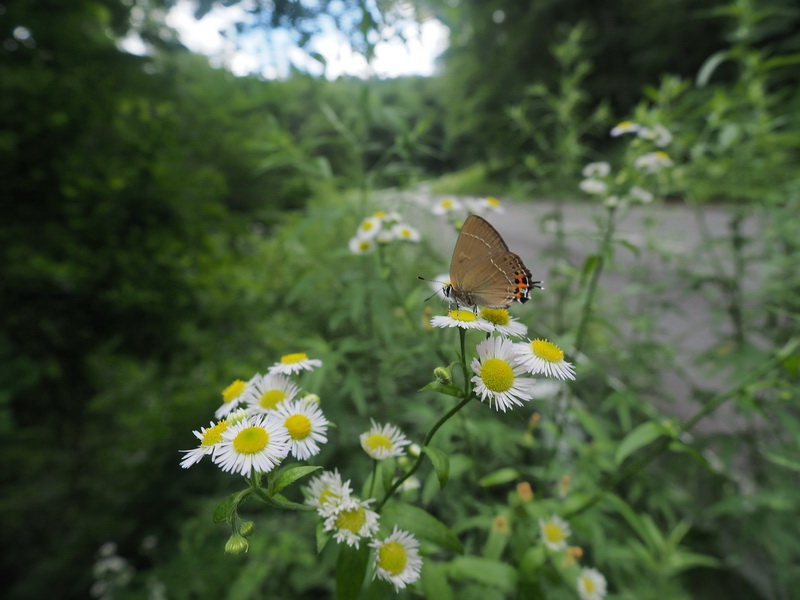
2 0 799 598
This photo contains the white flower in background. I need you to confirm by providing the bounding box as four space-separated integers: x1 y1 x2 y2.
581 162 611 178
579 179 608 195
392 223 421 242
639 123 673 147
604 195 620 209
432 197 463 215
577 567 608 600
610 120 641 136
634 151 673 173
376 229 395 244
349 236 376 254
357 216 383 239
370 527 423 591
215 377 251 419
539 515 571 551
629 185 654 204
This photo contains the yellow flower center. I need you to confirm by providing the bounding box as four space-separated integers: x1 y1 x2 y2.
318 486 341 506
486 196 500 207
335 507 366 534
480 358 514 392
280 353 308 364
259 389 287 410
449 309 477 322
232 426 269 454
361 220 376 231
544 522 565 544
441 199 453 208
532 339 564 363
358 240 371 251
285 414 311 440
617 120 635 129
372 211 386 218
377 541 407 576
365 433 392 453
581 575 596 593
222 379 246 403
200 421 228 446
480 308 510 325
655 151 670 161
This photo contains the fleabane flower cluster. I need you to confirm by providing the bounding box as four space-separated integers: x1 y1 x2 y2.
348 211 421 254
430 195 505 228
580 120 675 207
304 470 423 590
180 352 327 474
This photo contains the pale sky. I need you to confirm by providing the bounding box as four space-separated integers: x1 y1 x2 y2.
122 0 449 79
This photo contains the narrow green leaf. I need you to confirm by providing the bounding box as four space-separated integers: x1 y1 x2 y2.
420 381 464 398
336 544 370 600
420 561 455 600
580 254 599 284
764 451 800 473
381 501 463 554
696 50 730 87
257 492 314 511
447 556 517 591
478 467 519 487
272 465 322 494
615 421 668 465
422 446 450 490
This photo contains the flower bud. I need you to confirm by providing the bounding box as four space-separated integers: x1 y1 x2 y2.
239 521 255 537
224 533 249 555
433 366 452 384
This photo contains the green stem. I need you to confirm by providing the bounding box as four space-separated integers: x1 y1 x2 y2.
564 336 800 518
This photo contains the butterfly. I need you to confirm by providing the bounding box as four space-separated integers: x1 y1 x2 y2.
444 215 541 309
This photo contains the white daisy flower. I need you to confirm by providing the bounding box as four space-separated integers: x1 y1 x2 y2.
370 526 423 591
579 178 608 195
610 120 641 136
323 496 380 548
638 123 672 147
242 373 300 414
539 515 571 551
357 216 383 239
268 352 323 376
633 151 673 173
471 336 536 412
514 338 576 381
577 567 608 600
391 223 421 242
432 197 463 215
431 309 494 332
214 377 250 420
629 185 654 204
349 236 376 254
581 162 611 178
603 195 620 209
305 469 353 515
212 414 290 477
273 398 329 460
360 419 411 460
376 229 395 244
479 307 528 338
179 420 229 468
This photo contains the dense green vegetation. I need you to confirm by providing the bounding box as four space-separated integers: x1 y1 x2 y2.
2 0 799 599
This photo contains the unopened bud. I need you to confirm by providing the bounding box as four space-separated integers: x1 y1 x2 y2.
433 366 452 384
239 521 255 537
224 533 249 555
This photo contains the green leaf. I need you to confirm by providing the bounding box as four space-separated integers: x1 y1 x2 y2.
420 561 455 600
615 421 669 465
272 465 322 494
381 501 463 553
256 491 314 511
336 543 370 600
212 489 251 524
764 451 800 473
580 254 599 284
478 467 519 487
422 446 450 490
696 50 730 87
420 381 464 398
447 556 517 591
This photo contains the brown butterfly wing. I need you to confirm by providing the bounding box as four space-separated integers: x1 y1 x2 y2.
449 215 536 308
449 215 509 288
